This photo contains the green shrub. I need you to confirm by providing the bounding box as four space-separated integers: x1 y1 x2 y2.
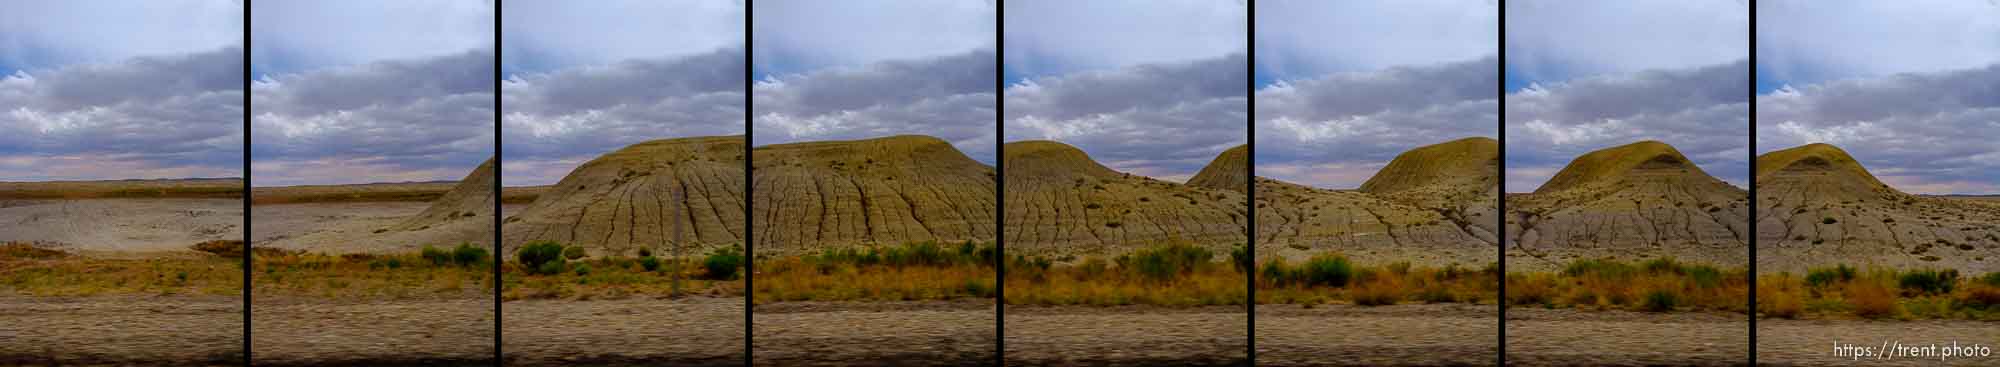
518 241 567 275
1229 244 1252 274
1805 264 1857 287
1301 253 1354 287
420 245 452 265
1564 258 1636 279
1260 259 1294 287
451 243 489 267
572 263 592 276
1121 243 1212 281
1683 265 1723 289
1641 289 1680 312
639 256 662 272
1898 269 1958 295
1980 272 2000 287
703 244 745 280
563 246 588 260
637 248 653 258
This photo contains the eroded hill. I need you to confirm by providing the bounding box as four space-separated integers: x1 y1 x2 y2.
502 137 746 256
1004 141 1245 257
1504 141 1749 271
261 159 495 253
1755 143 2000 274
1256 137 1499 266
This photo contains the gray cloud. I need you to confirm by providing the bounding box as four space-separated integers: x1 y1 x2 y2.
1004 0 1244 79
503 48 745 186
0 0 241 71
1757 0 2000 85
1757 63 2000 194
1255 56 1497 188
1005 53 1247 182
1254 0 1495 79
252 49 495 186
1506 61 1749 191
754 0 993 73
1507 0 1746 82
0 47 244 181
754 49 996 163
251 0 493 74
502 0 742 73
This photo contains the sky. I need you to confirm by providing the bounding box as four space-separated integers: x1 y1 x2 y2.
1504 0 1750 192
1003 0 1247 183
251 0 495 187
751 0 996 163
0 1 243 181
1756 0 2000 195
502 0 743 186
1254 0 1497 189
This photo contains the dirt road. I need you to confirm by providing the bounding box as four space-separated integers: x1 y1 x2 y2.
1507 308 1748 366
0 295 241 365
504 297 745 366
1255 303 1496 366
1005 305 1248 365
1759 318 2000 366
754 301 995 366
251 297 493 366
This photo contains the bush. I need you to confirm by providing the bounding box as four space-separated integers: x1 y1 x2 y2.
1122 243 1212 281
1640 288 1680 312
1897 269 1958 295
572 263 592 276
421 245 452 265
1847 282 1901 319
563 246 588 260
1507 274 1554 306
703 244 745 280
518 241 567 275
1301 253 1354 287
637 248 653 258
452 243 489 267
1351 278 1403 306
1760 290 1804 319
639 256 662 272
1229 244 1252 274
1959 285 2000 309
1805 264 1857 287
1980 272 2000 287
1260 259 1295 287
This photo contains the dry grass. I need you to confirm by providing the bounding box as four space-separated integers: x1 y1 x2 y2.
1258 255 1497 307
0 242 240 296
1756 265 2000 320
252 250 491 300
503 257 741 301
756 241 995 304
1507 257 1749 313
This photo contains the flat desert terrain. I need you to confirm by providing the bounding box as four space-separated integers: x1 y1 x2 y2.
0 198 241 255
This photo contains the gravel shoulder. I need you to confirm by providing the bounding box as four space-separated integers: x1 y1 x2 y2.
1758 318 2000 366
0 295 242 366
1005 305 1247 365
251 296 494 366
754 300 995 366
1507 307 1748 366
1257 303 1496 366
504 297 745 366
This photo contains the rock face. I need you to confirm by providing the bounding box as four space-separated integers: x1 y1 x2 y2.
1004 141 1246 257
502 137 746 256
1504 141 1749 271
1256 137 1499 266
751 135 996 256
1755 143 2000 274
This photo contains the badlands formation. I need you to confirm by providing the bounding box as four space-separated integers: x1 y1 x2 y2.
1504 141 1749 271
1755 143 2000 274
259 159 495 253
1003 140 1246 257
1254 137 1500 266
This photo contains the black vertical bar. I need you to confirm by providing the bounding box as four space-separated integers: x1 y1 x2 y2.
1746 1 1758 364
241 1 253 365
994 1 1007 365
492 0 505 365
1244 1 1257 365
1495 1 1508 365
743 1 756 365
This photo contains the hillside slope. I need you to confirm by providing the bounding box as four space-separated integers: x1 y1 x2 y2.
1504 141 1748 271
1256 138 1499 266
1755 143 2000 274
1004 141 1245 257
502 137 746 256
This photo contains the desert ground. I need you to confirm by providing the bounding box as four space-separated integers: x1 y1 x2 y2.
1258 304 1495 366
753 301 993 366
0 180 245 365
1508 308 1747 366
1758 319 2000 366
504 297 744 366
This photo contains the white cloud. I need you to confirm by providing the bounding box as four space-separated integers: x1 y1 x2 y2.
1005 53 1246 180
502 48 746 186
252 50 495 186
0 47 243 181
1756 63 2000 194
1254 57 1497 188
1004 0 1244 78
754 50 996 162
1506 0 1746 82
1506 61 1750 191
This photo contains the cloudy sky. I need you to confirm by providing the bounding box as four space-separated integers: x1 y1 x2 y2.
1003 0 1246 182
751 0 995 163
1756 0 2000 195
1254 0 1496 189
251 0 494 187
1505 0 1749 192
502 0 742 186
0 1 242 181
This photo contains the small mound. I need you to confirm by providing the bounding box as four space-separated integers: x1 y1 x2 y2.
1002 140 1122 183
391 157 495 231
1187 144 1248 192
1358 137 1498 195
1754 143 1890 191
1533 141 1707 194
504 136 746 256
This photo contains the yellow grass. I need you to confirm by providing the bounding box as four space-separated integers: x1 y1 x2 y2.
253 251 491 299
1007 262 1243 306
1755 267 2000 320
756 257 991 303
503 257 741 301
1508 257 1750 313
1 243 240 296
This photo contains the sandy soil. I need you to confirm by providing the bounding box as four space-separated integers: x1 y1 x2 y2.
754 301 995 366
251 203 516 254
1759 318 2000 366
251 297 493 366
1256 303 1497 366
0 198 242 255
0 295 242 365
1507 308 1748 366
503 297 745 366
1005 305 1247 365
